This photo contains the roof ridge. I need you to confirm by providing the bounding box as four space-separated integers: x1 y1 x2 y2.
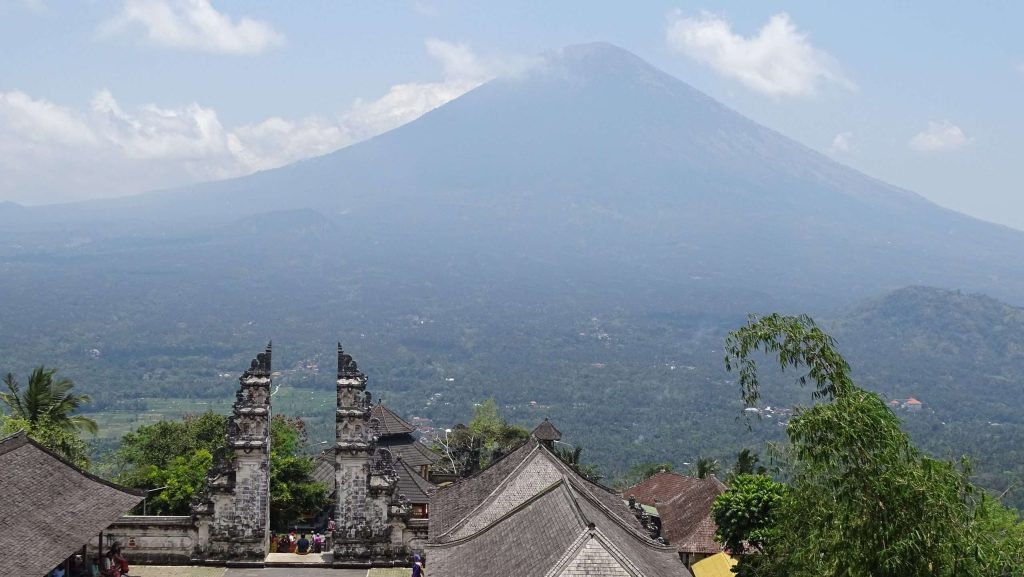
664 475 727 506
435 442 543 540
1 429 146 497
538 442 624 498
396 457 436 493
564 474 677 552
429 479 583 548
541 529 593 577
371 402 417 434
431 437 534 496
0 429 31 456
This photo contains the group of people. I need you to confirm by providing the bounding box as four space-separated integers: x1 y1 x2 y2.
48 543 129 577
270 531 326 554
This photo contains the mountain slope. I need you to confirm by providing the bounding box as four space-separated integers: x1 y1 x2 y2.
6 43 1023 312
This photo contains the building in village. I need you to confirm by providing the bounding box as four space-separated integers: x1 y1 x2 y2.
0 430 144 576
425 427 690 576
622 471 729 568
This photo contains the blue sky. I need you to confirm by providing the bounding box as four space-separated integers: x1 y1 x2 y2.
1 1 1021 230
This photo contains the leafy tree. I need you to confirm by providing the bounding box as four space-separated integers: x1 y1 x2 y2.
269 416 329 530
712 473 786 553
434 399 530 476
0 413 91 468
692 456 719 479
133 449 214 515
1 366 97 434
728 448 767 482
553 443 603 482
113 412 226 486
721 313 1024 577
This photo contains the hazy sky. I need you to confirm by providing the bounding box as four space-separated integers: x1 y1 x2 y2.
1 1 1022 230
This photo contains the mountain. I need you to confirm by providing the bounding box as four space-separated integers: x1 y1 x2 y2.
1 44 1023 499
831 286 1024 420
5 43 1024 311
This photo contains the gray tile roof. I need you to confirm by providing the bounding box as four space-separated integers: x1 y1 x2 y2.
427 479 689 577
395 457 436 505
427 438 687 576
370 403 417 436
0 431 144 577
531 418 562 441
380 435 442 467
428 439 536 537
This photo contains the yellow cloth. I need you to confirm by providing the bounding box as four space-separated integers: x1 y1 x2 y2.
691 552 738 577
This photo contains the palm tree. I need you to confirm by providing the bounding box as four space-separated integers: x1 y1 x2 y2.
1 366 98 434
693 456 719 479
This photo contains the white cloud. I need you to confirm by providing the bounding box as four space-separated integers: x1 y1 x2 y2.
101 0 284 54
0 39 505 204
909 120 970 152
666 11 851 97
830 131 853 153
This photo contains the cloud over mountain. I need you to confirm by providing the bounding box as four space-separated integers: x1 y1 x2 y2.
666 11 850 97
0 39 498 204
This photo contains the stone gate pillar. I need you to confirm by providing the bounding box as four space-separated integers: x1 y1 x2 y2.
332 345 410 567
193 343 273 564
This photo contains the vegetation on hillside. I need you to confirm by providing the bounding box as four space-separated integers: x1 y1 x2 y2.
714 313 1024 576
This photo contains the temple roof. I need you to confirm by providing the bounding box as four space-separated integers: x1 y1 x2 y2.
428 437 686 577
395 457 436 505
426 477 688 577
622 471 728 555
0 431 145 577
380 435 442 467
370 403 417 436
531 417 562 441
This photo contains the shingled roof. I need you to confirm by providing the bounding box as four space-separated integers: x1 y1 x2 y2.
380 435 442 467
530 417 562 441
0 431 145 577
395 457 435 505
427 478 688 577
622 471 728 555
428 438 687 576
370 403 417 436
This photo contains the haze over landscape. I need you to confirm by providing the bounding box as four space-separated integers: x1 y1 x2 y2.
3 0 1024 519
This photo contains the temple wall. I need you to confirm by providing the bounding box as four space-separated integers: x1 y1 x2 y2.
97 516 197 565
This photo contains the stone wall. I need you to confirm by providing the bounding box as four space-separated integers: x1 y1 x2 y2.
97 516 197 565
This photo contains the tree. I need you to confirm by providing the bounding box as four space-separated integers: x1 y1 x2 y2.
433 399 530 476
728 448 767 482
113 412 226 487
712 473 787 553
721 313 1024 577
269 416 329 531
1 366 97 434
552 443 603 482
0 413 91 468
692 456 719 479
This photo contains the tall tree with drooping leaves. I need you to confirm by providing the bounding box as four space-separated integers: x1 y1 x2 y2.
720 313 1024 577
1 366 97 434
1 366 96 468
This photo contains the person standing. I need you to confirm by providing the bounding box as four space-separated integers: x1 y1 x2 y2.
411 554 425 577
